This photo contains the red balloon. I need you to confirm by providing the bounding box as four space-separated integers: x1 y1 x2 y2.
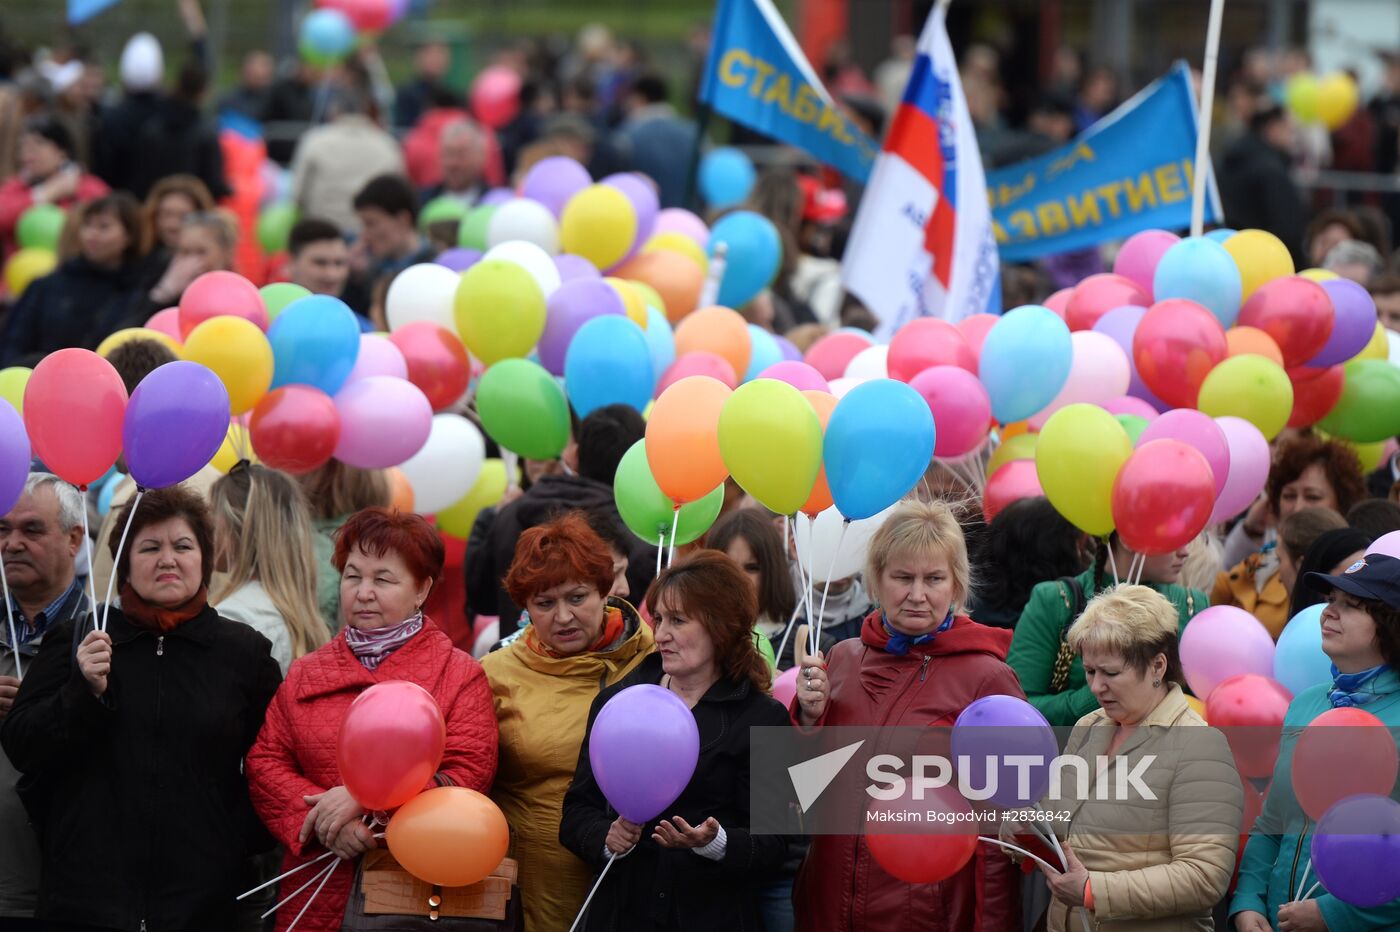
1286 365 1345 428
339 681 446 811
1044 287 1073 319
1065 273 1150 332
657 352 737 394
865 785 978 884
1132 299 1228 408
470 66 522 130
389 322 470 411
983 459 1043 522
23 349 127 488
957 313 999 359
1111 439 1215 555
887 319 977 381
315 0 393 32
1292 707 1399 821
1237 276 1335 369
249 385 340 474
1206 674 1292 779
805 332 872 382
178 270 268 339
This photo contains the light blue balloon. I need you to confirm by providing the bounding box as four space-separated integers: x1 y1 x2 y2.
1204 228 1237 244
643 307 675 378
823 379 935 521
97 470 127 517
978 305 1073 424
268 295 361 395
1274 604 1333 696
744 325 784 382
564 315 654 417
699 147 756 209
1153 236 1243 327
299 9 356 63
708 211 781 309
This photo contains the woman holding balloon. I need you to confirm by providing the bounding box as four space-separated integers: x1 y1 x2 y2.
246 508 497 932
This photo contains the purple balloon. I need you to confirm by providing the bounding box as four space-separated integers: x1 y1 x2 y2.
522 156 593 218
554 253 601 282
344 334 408 385
1311 795 1400 907
122 361 230 489
1138 408 1231 497
603 173 660 250
537 279 627 375
774 335 802 362
0 403 30 516
951 695 1058 808
589 684 699 823
1092 305 1169 411
333 376 433 469
435 247 482 272
480 187 514 207
761 360 829 393
1310 279 1380 367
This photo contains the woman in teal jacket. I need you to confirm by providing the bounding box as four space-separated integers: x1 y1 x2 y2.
1008 533 1206 726
1231 553 1400 932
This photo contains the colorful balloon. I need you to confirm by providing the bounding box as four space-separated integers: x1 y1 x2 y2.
1065 273 1151 332
657 352 737 394
95 327 182 360
0 367 30 415
1111 439 1215 556
475 358 571 460
268 294 360 395
699 147 757 208
560 184 636 270
798 390 837 515
823 379 935 521
454 259 546 365
122 362 230 489
1179 605 1277 700
1223 229 1294 300
761 361 829 394
536 278 626 375
1027 330 1131 430
613 250 704 322
181 316 274 415
259 282 311 321
1035 404 1133 536
1206 673 1292 779
565 316 654 417
673 306 751 382
389 322 470 411
339 680 445 810
1138 409 1230 497
909 366 992 459
436 459 508 539
470 66 522 129
1316 72 1361 131
1286 365 1345 429
980 306 1074 424
866 785 978 884
646 376 731 504
248 385 340 474
486 198 559 254
614 440 724 546
1211 416 1271 524
1310 278 1378 367
983 459 1044 522
589 684 700 822
805 331 874 382
1224 326 1284 367
1152 235 1243 327
23 350 126 487
1293 708 1398 821
707 211 781 309
1237 276 1334 369
458 205 496 251
1310 795 1400 908
521 156 593 217
1317 359 1400 443
386 263 459 332
332 376 432 469
398 414 486 513
719 379 823 514
178 270 268 339
1113 229 1179 294
343 333 408 384
952 695 1057 807
1092 304 1167 410
643 307 676 380
1132 299 1227 408
386 787 510 888
0 402 31 516
3 248 56 298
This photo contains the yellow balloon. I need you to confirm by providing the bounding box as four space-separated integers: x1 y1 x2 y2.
605 277 648 328
1284 72 1319 123
1350 439 1388 473
210 424 258 474
1035 404 1132 536
626 280 665 323
1298 268 1338 283
1317 72 1360 131
986 432 1038 477
96 327 182 359
0 367 31 414
560 184 636 270
1358 321 1389 361
1197 354 1293 440
1223 230 1294 301
182 316 274 415
4 248 56 298
644 231 709 271
454 259 546 365
435 459 507 538
1185 695 1207 720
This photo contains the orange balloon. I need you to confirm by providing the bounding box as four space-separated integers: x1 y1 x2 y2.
673 306 751 382
800 390 837 516
999 420 1030 439
613 251 705 323
385 787 510 887
1225 326 1285 367
388 467 415 513
645 375 731 503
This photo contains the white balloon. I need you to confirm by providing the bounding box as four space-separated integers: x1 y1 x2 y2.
1388 330 1400 366
399 414 485 514
844 344 888 380
486 198 560 255
385 263 460 331
794 504 898 583
483 240 562 298
828 377 865 399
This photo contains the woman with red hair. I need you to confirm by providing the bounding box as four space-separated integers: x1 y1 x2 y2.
481 511 655 932
246 508 498 932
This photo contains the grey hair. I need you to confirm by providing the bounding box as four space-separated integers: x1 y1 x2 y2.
440 119 483 147
23 472 85 531
1322 239 1382 274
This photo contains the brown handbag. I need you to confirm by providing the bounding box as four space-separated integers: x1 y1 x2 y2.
340 849 524 931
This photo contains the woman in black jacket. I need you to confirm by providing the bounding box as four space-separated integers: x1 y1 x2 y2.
560 550 791 932
1 485 282 932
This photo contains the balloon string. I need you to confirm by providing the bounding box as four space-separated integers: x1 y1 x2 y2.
1105 541 1120 587
1 555 21 680
774 513 806 670
237 848 336 901
283 857 340 930
812 520 849 658
666 505 680 568
1295 858 1312 903
78 489 99 629
568 851 618 932
502 450 519 492
655 530 664 579
1026 816 1067 868
263 855 338 920
1303 880 1321 900
101 489 144 633
803 516 818 658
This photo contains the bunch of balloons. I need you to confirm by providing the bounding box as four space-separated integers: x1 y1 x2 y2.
4 206 61 298
1284 71 1362 131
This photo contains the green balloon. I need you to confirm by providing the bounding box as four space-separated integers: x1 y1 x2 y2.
1317 359 1400 443
476 358 571 459
16 204 65 251
257 203 299 253
1115 414 1149 445
421 196 470 230
755 628 776 671
260 282 312 321
613 440 725 546
458 205 497 251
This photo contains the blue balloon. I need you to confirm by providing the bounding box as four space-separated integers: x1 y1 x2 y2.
299 9 356 63
823 379 935 520
698 147 756 209
643 307 675 378
978 305 1073 424
707 211 781 309
744 325 784 382
1153 236 1243 327
1274 604 1333 695
1204 227 1236 244
564 315 654 417
269 295 361 395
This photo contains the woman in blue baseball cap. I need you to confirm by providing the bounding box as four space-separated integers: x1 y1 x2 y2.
1231 553 1400 932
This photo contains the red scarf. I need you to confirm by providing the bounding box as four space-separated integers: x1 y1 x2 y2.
528 606 626 658
120 582 209 633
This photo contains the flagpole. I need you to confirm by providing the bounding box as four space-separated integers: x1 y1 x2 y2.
1190 0 1226 237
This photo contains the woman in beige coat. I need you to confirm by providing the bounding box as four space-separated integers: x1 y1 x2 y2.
1029 585 1244 932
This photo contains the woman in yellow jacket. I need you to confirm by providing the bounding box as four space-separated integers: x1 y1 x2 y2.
480 511 655 932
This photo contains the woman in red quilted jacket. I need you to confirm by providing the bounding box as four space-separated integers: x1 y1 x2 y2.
246 508 498 932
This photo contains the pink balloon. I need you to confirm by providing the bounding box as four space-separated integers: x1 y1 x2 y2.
760 360 829 393
145 307 183 341
1179 605 1276 700
1211 415 1271 524
1066 274 1151 332
652 208 710 248
344 334 408 385
909 366 992 458
657 352 737 395
1044 288 1073 319
178 271 268 339
772 666 799 708
333 376 433 469
1113 229 1180 295
1101 396 1160 420
984 460 1043 522
805 332 874 382
957 313 999 358
1138 409 1230 498
1370 531 1400 559
1028 331 1131 429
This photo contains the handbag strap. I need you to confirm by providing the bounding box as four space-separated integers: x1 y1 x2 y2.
1049 576 1087 694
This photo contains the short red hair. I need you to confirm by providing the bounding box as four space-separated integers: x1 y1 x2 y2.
505 512 615 607
333 507 445 588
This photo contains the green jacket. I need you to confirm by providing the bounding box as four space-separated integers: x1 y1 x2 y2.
312 515 345 634
1006 567 1206 726
1230 669 1400 931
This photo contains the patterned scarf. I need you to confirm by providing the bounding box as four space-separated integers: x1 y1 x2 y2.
120 583 208 633
880 610 954 656
345 613 424 671
1328 663 1391 708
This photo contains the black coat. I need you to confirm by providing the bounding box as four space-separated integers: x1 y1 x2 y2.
1218 132 1308 267
0 257 142 367
559 653 792 932
0 606 282 932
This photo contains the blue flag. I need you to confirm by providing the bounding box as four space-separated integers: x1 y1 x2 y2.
699 0 878 184
68 0 121 24
987 63 1221 263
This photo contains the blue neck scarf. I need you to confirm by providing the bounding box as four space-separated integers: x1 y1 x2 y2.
881 610 954 656
1328 663 1391 707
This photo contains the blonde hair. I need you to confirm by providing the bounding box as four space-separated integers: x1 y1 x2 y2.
865 499 971 607
1068 584 1182 682
212 465 330 659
